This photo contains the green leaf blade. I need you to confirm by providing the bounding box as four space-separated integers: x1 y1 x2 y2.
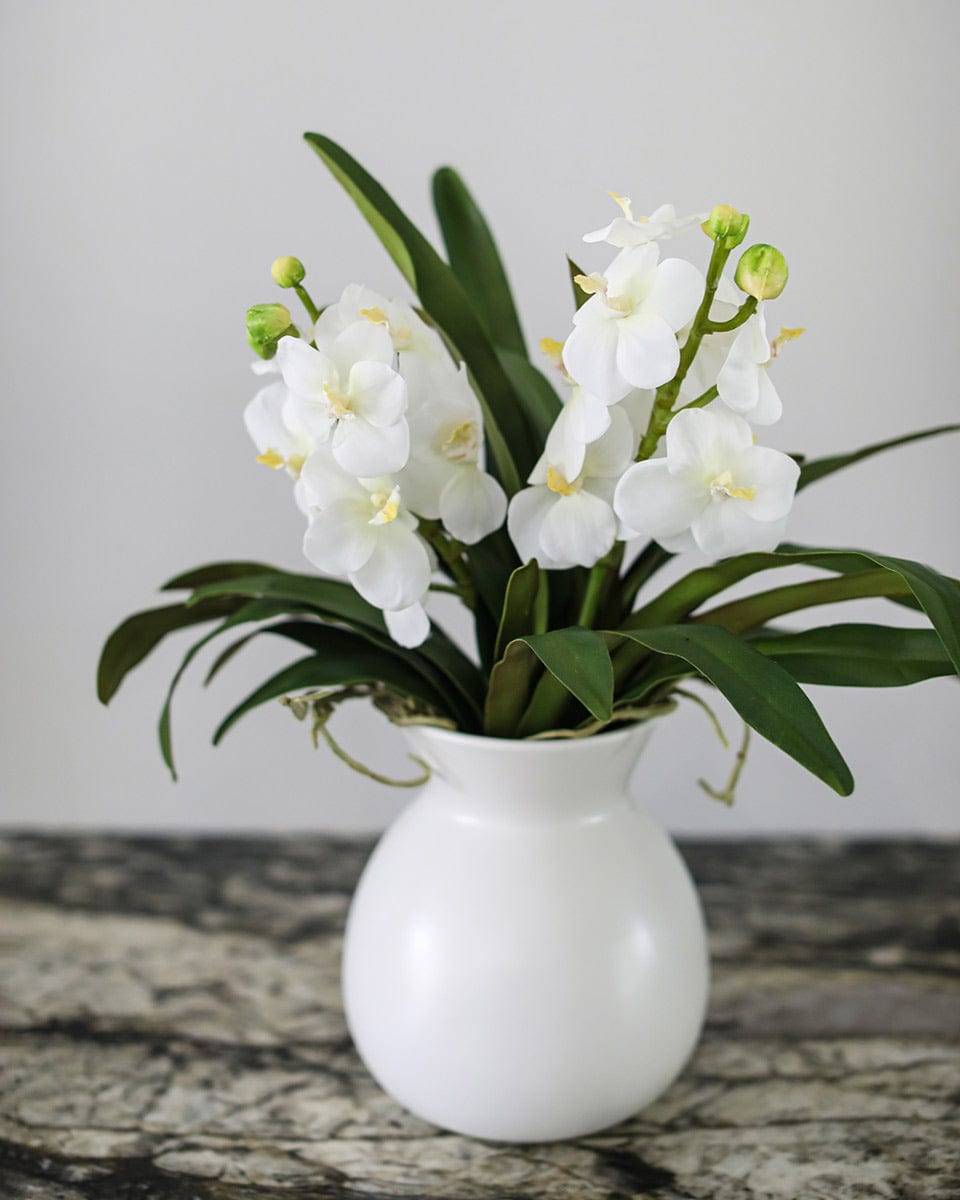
432 166 527 355
754 623 956 687
614 624 854 795
520 628 615 724
797 424 960 491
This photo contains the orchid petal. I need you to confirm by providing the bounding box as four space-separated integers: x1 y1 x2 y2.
538 491 617 569
350 522 431 611
615 313 680 390
332 417 410 477
384 602 430 648
438 467 507 544
303 498 377 575
613 459 708 538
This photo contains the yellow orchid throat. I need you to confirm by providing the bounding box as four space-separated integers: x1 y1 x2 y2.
710 470 756 502
369 486 401 525
256 449 305 478
441 419 479 464
546 467 581 497
323 382 353 419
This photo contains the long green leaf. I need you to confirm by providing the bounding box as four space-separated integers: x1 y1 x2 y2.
483 640 539 737
626 547 960 674
432 166 527 355
98 596 243 705
213 634 442 744
494 559 541 662
567 256 590 311
183 571 485 726
613 625 853 795
753 623 956 687
162 561 278 591
797 424 960 491
518 628 614 725
496 349 563 444
304 132 532 491
158 600 321 778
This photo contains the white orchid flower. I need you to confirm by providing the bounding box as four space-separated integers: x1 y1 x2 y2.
276 324 409 477
508 407 635 570
715 306 782 426
300 451 432 647
584 196 705 249
315 283 446 374
562 245 704 402
547 385 653 482
399 362 507 544
244 380 316 513
613 408 799 557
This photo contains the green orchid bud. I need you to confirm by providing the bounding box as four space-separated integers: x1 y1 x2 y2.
246 303 296 359
702 204 750 249
271 256 306 289
735 244 789 300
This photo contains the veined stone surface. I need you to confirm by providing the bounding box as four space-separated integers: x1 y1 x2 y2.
0 835 957 1198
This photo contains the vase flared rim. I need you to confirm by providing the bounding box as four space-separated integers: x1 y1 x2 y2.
405 722 653 755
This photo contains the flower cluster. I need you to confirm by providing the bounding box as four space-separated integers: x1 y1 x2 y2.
246 199 801 647
245 283 506 646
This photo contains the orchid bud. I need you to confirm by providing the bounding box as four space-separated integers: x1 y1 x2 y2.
270 256 306 288
246 303 296 359
702 204 750 249
735 244 789 300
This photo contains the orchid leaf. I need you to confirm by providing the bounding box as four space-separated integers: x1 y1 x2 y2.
432 166 527 355
753 623 957 687
796 423 960 491
182 570 484 726
304 132 533 492
98 596 244 705
614 625 853 795
494 559 541 663
158 600 321 779
518 627 615 726
567 256 590 310
162 561 278 591
213 631 449 745
484 640 539 738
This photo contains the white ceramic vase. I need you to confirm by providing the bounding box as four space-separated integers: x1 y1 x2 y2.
341 724 709 1142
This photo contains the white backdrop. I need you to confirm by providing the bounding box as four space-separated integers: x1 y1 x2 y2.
2 0 958 833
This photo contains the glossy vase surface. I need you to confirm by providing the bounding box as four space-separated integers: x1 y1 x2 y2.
341 724 709 1142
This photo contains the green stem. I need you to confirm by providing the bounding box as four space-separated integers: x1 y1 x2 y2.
577 545 622 629
293 283 321 325
420 522 477 611
703 295 757 334
677 384 718 413
635 239 731 461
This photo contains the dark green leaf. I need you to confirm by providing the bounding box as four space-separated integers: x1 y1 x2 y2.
98 596 243 705
518 627 614 724
614 625 853 795
161 561 279 591
213 630 442 744
183 571 484 727
432 166 527 355
796 424 960 491
567 256 590 310
158 600 320 778
496 349 562 444
304 132 533 491
753 623 957 687
494 560 541 662
483 640 539 738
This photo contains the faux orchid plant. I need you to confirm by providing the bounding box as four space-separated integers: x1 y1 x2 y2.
99 133 960 799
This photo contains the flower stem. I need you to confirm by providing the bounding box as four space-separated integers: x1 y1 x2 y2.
677 384 718 413
577 544 622 629
420 521 477 611
635 239 732 461
703 295 757 334
293 283 321 325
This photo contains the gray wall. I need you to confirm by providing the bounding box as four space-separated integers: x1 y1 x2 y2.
2 0 958 834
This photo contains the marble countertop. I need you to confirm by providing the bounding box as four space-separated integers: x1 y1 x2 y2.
0 834 957 1199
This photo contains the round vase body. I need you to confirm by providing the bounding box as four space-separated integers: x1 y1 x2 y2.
342 725 709 1142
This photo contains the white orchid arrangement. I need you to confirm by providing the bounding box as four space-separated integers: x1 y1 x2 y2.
100 134 960 800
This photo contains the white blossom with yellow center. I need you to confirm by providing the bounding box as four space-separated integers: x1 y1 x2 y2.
275 320 409 478
243 379 316 513
300 450 432 648
583 196 706 249
716 305 790 426
314 283 446 374
562 244 704 402
613 408 799 557
507 407 635 570
398 361 507 545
